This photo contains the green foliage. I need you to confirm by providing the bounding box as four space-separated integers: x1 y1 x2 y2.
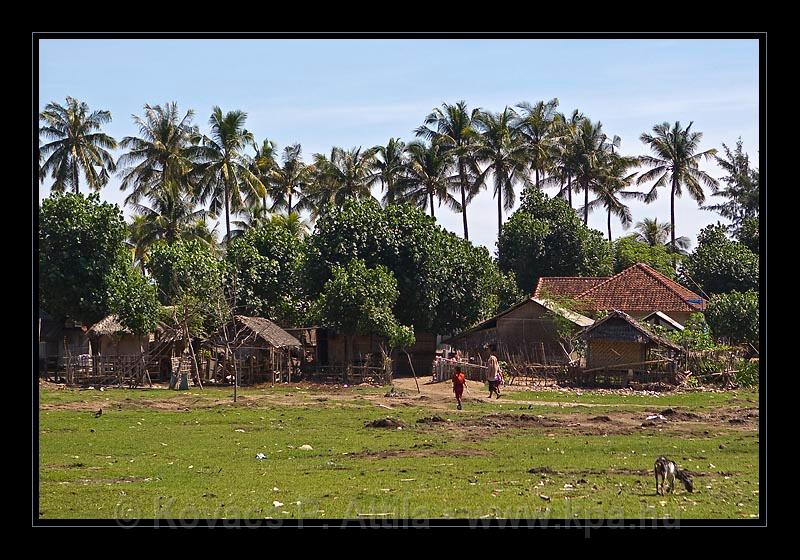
536 289 587 343
305 199 514 334
497 188 613 293
680 225 759 295
613 235 676 279
706 290 759 345
735 360 759 388
316 259 412 347
160 294 213 339
736 217 759 254
107 262 160 335
146 239 227 306
39 192 160 333
668 313 715 351
39 192 128 324
225 221 309 326
705 138 759 230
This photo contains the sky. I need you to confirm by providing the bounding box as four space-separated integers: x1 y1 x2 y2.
37 38 759 255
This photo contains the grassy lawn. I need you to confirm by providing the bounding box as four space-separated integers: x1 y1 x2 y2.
37 383 759 520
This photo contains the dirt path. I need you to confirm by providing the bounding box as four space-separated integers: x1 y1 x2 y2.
388 378 638 409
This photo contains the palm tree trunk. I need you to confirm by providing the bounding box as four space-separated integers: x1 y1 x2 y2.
497 179 502 236
567 176 572 207
459 159 469 240
607 209 612 245
583 179 589 226
72 160 79 194
671 180 677 269
224 184 231 242
288 192 293 215
263 195 269 218
430 192 435 218
535 168 540 190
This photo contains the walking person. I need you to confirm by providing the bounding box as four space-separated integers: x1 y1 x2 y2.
452 365 467 410
487 355 503 399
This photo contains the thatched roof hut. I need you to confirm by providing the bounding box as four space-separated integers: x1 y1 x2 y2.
87 315 151 356
211 315 302 349
87 315 131 337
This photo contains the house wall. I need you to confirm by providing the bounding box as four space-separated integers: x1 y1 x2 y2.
587 340 645 369
320 330 438 377
325 333 383 366
392 331 438 377
450 300 572 365
97 335 149 356
43 328 90 357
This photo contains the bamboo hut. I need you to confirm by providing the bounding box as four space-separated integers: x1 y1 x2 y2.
445 297 594 366
578 310 683 386
87 315 150 356
207 315 302 384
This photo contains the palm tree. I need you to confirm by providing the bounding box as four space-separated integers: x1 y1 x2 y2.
251 138 279 217
269 144 312 215
703 138 759 229
415 101 483 240
39 97 117 193
305 146 377 215
129 181 208 244
514 98 559 188
271 212 311 238
117 102 199 206
128 215 155 274
546 109 585 207
398 140 459 218
193 107 266 241
225 198 272 242
474 107 533 235
637 121 718 260
633 217 691 253
127 182 213 269
570 118 614 226
580 153 641 244
373 138 408 206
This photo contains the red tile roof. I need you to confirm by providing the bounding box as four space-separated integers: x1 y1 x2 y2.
575 263 706 313
532 277 609 299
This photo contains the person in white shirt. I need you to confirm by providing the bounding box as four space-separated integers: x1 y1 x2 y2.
487 355 503 399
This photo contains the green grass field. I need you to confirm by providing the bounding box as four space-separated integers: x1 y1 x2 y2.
37 381 759 521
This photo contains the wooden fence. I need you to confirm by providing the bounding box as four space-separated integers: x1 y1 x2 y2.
432 360 488 383
62 355 152 387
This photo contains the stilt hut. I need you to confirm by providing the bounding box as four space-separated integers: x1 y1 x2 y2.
208 315 302 384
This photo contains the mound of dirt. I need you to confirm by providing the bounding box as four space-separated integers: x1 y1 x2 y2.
416 415 448 424
528 466 557 474
589 415 613 423
475 413 565 429
365 417 406 428
660 408 703 420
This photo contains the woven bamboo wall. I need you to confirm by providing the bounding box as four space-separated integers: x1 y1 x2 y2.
587 340 645 369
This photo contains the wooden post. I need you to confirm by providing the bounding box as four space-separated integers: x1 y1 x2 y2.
188 338 203 390
404 350 420 394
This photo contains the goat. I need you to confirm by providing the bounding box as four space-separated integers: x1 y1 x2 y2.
654 456 694 495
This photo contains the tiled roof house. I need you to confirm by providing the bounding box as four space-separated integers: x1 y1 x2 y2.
532 263 706 325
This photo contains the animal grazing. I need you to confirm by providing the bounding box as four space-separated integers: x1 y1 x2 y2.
94 408 102 418
654 456 694 495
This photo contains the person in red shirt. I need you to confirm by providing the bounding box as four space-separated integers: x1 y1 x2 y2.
452 366 467 410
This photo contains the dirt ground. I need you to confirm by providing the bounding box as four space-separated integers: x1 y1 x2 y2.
40 377 758 438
